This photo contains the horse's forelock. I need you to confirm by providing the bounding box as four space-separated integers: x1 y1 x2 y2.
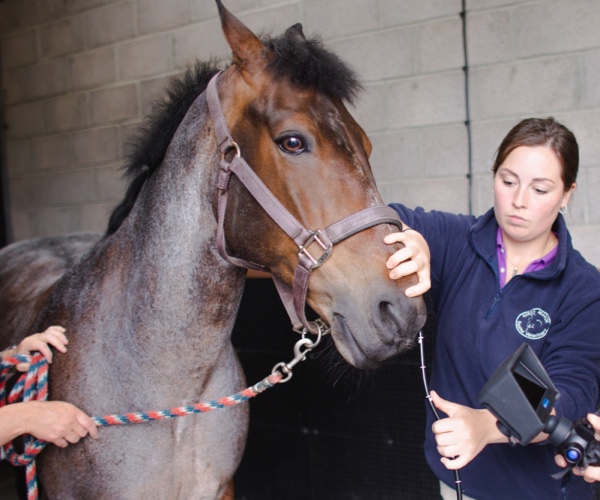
264 31 363 105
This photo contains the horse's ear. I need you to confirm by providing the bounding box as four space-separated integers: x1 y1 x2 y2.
216 0 266 70
285 23 306 40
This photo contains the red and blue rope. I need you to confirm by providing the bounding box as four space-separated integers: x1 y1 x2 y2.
0 353 283 500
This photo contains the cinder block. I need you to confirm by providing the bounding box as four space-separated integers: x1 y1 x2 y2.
66 0 115 15
9 209 32 242
90 84 138 125
119 34 173 81
30 206 81 237
47 169 97 205
569 224 600 267
86 2 135 48
0 3 10 34
174 3 302 70
72 126 119 166
10 174 53 208
584 49 600 108
383 71 465 129
420 123 468 178
515 0 600 58
140 75 173 116
233 4 302 38
173 21 229 69
138 0 194 35
79 203 115 233
470 119 516 175
6 0 67 30
379 176 469 214
5 139 33 176
31 134 71 170
4 66 29 104
44 93 90 133
352 83 387 133
40 17 86 59
5 101 45 139
303 0 378 39
120 121 143 156
94 164 126 202
470 56 580 120
554 110 600 168
370 129 421 183
6 61 70 103
330 27 415 83
190 0 221 22
2 29 38 69
467 9 512 66
471 173 494 217
71 46 117 90
466 0 531 10
379 0 461 27
417 18 463 73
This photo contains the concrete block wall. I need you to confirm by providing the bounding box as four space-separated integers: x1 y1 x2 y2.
1 0 600 265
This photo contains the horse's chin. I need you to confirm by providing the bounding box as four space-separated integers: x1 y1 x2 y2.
329 314 413 370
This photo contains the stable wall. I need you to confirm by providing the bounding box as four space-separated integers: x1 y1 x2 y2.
1 0 600 266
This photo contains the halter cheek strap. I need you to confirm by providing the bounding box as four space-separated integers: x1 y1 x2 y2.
206 71 403 334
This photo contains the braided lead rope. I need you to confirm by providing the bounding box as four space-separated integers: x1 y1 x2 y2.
92 371 283 426
0 353 285 500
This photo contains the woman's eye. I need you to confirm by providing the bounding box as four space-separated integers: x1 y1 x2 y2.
277 135 305 154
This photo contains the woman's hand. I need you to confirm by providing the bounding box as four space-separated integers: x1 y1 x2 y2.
555 413 600 483
16 400 99 447
3 325 68 372
384 228 431 297
430 391 507 469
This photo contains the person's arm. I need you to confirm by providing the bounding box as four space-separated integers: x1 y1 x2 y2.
0 401 98 447
384 228 431 297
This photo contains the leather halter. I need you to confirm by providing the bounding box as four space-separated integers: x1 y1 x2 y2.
206 71 404 335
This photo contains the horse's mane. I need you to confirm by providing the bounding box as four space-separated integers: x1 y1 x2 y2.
105 27 362 235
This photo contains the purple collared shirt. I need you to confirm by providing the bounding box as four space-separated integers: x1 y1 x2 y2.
496 227 558 288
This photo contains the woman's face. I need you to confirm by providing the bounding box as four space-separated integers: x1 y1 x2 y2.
493 145 575 245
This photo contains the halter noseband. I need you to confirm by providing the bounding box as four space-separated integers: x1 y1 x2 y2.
206 71 403 335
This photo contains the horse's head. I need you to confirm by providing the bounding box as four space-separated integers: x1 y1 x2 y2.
214 0 426 369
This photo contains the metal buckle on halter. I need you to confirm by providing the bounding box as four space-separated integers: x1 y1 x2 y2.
221 141 241 161
298 230 332 269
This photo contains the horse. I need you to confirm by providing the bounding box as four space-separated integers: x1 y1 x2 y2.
0 233 100 348
0 1 426 498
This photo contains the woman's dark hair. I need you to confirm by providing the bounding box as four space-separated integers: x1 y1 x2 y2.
492 117 579 191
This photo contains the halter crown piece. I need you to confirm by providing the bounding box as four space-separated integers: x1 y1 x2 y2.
206 71 404 335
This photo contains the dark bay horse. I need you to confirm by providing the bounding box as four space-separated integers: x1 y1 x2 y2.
0 1 426 498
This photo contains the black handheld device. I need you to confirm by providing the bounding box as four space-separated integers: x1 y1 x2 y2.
478 343 600 471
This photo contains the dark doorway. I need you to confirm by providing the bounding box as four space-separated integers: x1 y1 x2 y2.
232 278 438 499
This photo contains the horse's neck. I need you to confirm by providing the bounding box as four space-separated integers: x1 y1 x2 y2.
84 107 246 357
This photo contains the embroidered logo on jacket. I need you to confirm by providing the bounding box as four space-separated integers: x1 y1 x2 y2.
515 308 551 340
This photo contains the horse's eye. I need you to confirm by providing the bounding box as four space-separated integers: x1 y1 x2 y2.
277 135 306 154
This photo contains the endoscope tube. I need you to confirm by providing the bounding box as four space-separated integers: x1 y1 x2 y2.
418 331 463 500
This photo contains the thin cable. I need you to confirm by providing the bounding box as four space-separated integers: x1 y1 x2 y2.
460 0 473 216
419 331 463 500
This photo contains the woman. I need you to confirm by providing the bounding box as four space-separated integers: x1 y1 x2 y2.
0 326 98 450
384 117 600 499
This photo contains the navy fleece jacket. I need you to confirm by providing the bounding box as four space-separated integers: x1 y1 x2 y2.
390 205 600 500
